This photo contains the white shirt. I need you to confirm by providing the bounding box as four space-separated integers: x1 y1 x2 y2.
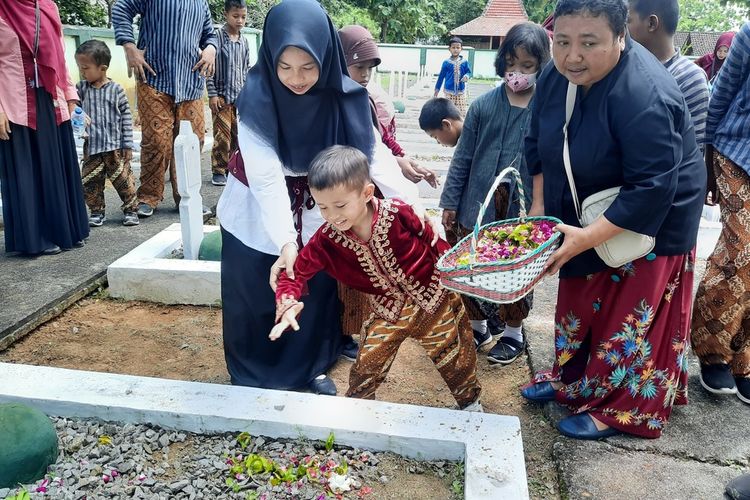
217 123 421 256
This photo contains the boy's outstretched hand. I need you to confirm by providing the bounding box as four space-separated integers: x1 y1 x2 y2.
269 300 304 341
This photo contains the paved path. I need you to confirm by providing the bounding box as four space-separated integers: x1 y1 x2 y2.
2 78 747 498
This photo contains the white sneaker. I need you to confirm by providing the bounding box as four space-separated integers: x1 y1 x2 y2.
462 400 484 412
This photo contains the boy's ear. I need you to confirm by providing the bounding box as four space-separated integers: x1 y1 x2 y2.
648 14 659 33
363 182 376 201
101 64 109 71
441 118 453 130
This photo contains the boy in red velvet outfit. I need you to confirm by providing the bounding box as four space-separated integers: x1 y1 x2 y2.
271 145 481 410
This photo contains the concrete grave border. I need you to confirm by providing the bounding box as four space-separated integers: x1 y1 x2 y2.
0 362 528 499
107 223 221 306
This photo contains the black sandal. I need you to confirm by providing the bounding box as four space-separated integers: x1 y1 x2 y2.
487 336 526 365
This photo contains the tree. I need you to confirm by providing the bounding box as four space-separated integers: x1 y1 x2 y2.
678 0 748 31
357 0 445 43
321 0 379 34
54 0 107 27
523 0 554 24
439 0 486 33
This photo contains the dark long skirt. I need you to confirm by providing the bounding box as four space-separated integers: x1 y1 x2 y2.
0 89 89 254
221 227 343 389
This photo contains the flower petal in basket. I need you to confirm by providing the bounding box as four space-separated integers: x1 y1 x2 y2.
437 216 563 304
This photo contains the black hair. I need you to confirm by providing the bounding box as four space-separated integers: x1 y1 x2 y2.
225 0 247 11
418 98 461 131
629 0 679 35
494 22 551 77
554 0 628 36
308 145 371 191
75 39 111 67
449 36 463 47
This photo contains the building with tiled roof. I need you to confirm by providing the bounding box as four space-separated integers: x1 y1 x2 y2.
450 0 528 49
674 31 723 57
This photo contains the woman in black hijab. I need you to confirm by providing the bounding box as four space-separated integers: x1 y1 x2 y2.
217 0 419 394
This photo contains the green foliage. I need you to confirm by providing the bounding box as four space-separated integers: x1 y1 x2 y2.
54 0 107 27
678 0 748 31
522 0 554 24
324 431 335 451
321 0 379 33
5 489 31 500
358 0 445 43
439 0 486 32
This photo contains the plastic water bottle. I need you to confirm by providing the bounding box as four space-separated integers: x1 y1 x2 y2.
71 106 86 139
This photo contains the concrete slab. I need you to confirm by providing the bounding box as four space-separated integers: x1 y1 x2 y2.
108 223 221 306
0 362 529 500
553 439 746 500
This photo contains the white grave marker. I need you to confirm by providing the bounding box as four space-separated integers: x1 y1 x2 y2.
174 121 203 260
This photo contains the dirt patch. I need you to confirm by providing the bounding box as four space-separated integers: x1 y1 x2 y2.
0 293 560 499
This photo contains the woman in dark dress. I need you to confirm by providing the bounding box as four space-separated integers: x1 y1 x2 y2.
216 0 419 395
521 0 705 439
0 0 89 256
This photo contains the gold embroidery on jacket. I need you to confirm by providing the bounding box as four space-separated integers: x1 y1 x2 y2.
324 199 445 322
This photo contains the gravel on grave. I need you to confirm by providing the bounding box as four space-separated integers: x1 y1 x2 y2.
0 417 460 500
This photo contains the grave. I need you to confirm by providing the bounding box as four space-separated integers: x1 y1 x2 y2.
108 122 221 305
0 362 529 499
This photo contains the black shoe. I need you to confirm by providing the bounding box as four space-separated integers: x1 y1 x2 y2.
726 473 750 500
72 240 85 248
41 245 62 256
487 336 526 365
487 318 506 340
212 173 227 186
736 377 750 405
473 329 492 350
89 213 106 227
309 375 337 396
699 363 737 394
137 202 154 218
341 337 359 362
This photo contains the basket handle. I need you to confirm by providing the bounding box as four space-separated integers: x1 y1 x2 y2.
470 158 526 256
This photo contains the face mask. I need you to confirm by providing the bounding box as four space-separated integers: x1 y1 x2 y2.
505 71 537 92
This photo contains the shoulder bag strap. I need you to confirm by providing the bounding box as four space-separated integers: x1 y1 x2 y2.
562 82 583 222
33 0 41 87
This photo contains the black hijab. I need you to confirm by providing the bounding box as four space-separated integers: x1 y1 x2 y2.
235 0 374 173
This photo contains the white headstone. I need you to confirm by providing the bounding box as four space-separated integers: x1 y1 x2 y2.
174 121 203 260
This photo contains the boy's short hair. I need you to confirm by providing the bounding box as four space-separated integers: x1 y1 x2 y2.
308 145 371 191
75 40 111 67
225 0 247 10
418 98 461 131
449 36 463 46
495 22 551 77
629 0 679 35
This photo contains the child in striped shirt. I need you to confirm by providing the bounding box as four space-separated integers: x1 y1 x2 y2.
75 40 138 227
206 0 251 187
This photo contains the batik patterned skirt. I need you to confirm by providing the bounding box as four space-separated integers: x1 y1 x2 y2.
533 251 695 438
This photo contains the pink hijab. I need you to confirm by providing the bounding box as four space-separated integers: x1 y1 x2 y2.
697 32 736 80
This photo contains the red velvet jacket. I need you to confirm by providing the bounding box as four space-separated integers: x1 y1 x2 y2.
276 198 450 323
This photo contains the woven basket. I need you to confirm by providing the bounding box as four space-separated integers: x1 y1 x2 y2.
437 166 562 304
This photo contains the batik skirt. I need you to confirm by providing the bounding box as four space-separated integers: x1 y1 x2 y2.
534 251 695 438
